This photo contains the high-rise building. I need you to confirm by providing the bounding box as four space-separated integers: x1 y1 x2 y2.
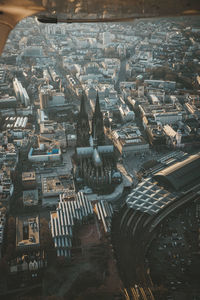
39 88 49 109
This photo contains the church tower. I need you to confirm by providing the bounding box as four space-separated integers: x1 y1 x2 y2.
92 92 105 145
76 93 90 147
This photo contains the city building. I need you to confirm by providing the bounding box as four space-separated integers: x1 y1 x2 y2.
22 171 36 190
0 95 17 109
28 147 61 162
0 208 6 258
13 78 30 107
94 200 113 234
42 174 75 207
16 216 40 251
50 192 93 257
42 176 72 198
0 168 14 203
154 111 183 125
112 152 200 295
74 92 121 191
112 125 149 155
146 125 166 147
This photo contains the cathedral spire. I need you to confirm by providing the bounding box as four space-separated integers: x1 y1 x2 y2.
94 91 101 115
80 92 87 116
92 90 105 145
76 92 90 147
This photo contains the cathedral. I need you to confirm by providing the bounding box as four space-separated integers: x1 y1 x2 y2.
74 92 122 192
76 92 90 147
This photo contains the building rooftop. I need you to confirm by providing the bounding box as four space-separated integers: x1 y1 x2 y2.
154 153 200 191
126 152 200 215
42 175 74 198
50 192 93 257
16 216 40 248
22 171 36 182
126 177 177 215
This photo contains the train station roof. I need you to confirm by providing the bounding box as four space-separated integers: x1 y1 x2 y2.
153 153 200 191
